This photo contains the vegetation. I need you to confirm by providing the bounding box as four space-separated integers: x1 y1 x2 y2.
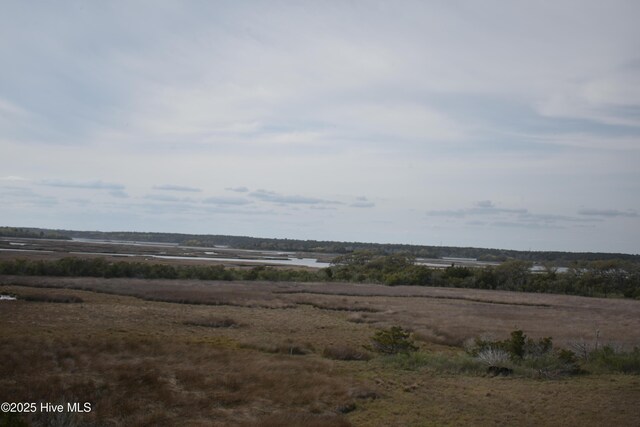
463 329 640 376
466 330 553 361
1 253 639 299
20 293 83 303
322 345 372 361
0 226 70 240
366 326 418 355
585 346 640 374
183 316 242 328
329 251 640 298
1 281 639 426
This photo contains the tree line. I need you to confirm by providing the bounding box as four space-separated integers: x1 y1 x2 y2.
0 227 70 240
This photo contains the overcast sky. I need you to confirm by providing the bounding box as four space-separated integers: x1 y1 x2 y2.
1 1 639 253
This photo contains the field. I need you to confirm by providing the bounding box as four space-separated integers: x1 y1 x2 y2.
2 273 640 426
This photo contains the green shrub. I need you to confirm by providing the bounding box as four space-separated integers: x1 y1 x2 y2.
367 326 418 355
586 346 640 374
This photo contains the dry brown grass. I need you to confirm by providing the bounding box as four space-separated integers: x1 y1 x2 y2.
0 334 357 426
183 316 243 328
1 277 640 426
322 345 372 361
3 275 639 347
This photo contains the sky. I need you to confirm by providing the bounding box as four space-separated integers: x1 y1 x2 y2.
1 1 639 254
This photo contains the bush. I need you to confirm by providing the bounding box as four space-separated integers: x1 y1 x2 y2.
466 330 552 361
475 347 510 366
367 326 418 355
586 346 640 374
465 330 585 377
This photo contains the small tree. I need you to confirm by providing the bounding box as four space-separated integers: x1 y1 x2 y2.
367 326 418 355
506 330 526 360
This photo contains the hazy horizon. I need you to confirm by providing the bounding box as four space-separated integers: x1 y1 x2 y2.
2 1 639 254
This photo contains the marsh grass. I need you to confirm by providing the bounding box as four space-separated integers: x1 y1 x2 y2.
322 345 372 361
20 293 84 303
4 275 640 350
183 316 242 328
0 335 355 426
380 351 486 375
2 281 640 426
296 301 380 312
239 339 315 356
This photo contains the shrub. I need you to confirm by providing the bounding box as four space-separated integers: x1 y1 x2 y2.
586 346 640 374
466 330 552 361
506 330 526 360
366 326 418 355
475 347 510 366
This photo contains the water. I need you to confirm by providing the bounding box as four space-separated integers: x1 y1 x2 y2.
0 246 330 268
71 238 179 247
0 248 54 253
151 254 331 268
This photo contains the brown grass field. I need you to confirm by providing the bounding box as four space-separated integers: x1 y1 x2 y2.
1 274 640 426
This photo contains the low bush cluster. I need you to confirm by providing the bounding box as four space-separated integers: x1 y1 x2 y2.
466 330 553 361
465 330 640 376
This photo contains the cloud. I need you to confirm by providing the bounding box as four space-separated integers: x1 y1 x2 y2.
428 202 602 229
491 221 565 230
475 200 495 209
350 201 375 208
0 186 57 207
202 196 251 206
519 213 601 223
426 202 527 218
1 175 28 182
109 190 129 199
249 189 341 206
578 208 638 218
350 196 375 208
143 194 195 203
153 184 202 193
225 186 249 193
40 180 125 190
